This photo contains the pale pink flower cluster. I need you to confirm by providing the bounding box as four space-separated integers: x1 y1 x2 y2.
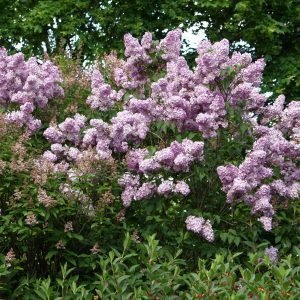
5 248 16 267
56 240 66 250
64 221 74 232
25 212 39 226
38 188 55 208
90 242 100 255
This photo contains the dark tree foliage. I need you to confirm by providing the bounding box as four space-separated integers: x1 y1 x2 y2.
193 0 300 100
0 0 299 99
0 0 194 59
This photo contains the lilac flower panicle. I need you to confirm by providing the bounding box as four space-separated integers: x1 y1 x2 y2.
218 95 300 231
135 182 156 200
258 216 272 231
217 164 239 192
195 39 229 84
265 246 278 263
66 147 80 161
157 180 174 196
118 173 140 207
186 216 214 242
86 68 118 111
42 150 57 162
51 143 65 155
124 33 143 57
262 95 285 124
201 220 214 242
186 216 205 233
137 139 204 174
141 32 153 50
158 29 182 61
44 114 87 147
126 148 149 171
44 127 65 144
1 48 63 132
110 111 150 152
174 181 190 196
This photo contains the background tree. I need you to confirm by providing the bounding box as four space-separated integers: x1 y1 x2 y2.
193 0 300 100
0 0 194 59
0 0 299 99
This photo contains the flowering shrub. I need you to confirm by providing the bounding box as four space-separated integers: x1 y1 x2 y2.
0 29 299 296
40 30 298 238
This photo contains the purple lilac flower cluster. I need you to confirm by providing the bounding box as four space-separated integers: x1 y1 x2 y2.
185 215 214 242
218 100 300 231
127 139 204 174
158 29 182 61
86 29 266 139
0 48 63 133
86 32 155 112
43 111 150 162
119 139 203 207
86 68 126 111
110 110 151 152
43 113 87 159
87 31 155 108
265 246 278 263
80 29 269 159
118 174 153 207
118 173 190 207
149 33 267 137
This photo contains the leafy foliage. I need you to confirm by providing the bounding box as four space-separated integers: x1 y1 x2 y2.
0 0 193 60
1 235 300 299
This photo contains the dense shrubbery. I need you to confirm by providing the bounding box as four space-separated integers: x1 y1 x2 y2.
2 234 300 299
0 30 299 298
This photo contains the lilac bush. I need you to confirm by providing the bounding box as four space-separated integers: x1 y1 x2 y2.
38 29 299 242
1 29 300 299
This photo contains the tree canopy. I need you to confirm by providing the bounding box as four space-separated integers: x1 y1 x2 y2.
194 0 300 100
0 0 193 58
0 0 299 99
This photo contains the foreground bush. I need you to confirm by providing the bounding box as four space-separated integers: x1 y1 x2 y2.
0 29 299 297
1 235 300 299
